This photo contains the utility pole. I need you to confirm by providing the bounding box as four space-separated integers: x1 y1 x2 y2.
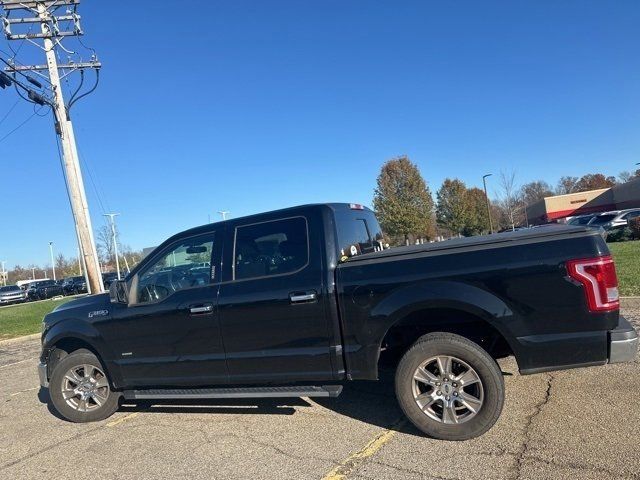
218 211 230 221
48 241 56 281
482 174 494 234
0 0 104 294
103 213 121 280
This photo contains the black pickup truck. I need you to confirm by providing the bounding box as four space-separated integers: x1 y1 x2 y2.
38 203 637 440
28 280 64 301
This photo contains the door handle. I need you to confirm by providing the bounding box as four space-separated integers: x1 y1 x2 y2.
190 304 213 314
290 291 317 304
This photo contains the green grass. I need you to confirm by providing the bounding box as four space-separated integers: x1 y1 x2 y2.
609 240 640 297
0 298 73 340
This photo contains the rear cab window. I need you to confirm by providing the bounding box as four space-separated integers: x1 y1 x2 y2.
333 205 385 262
233 217 309 281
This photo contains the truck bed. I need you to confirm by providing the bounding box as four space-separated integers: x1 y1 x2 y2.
346 225 599 264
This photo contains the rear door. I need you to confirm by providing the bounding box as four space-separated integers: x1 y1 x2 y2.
218 212 335 383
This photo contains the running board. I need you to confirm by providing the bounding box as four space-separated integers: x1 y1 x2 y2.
123 385 343 400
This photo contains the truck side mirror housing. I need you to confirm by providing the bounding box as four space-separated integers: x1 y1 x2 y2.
109 280 128 304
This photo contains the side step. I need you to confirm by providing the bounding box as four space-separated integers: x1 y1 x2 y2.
123 385 343 400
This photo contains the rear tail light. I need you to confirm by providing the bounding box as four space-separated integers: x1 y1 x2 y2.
566 255 619 312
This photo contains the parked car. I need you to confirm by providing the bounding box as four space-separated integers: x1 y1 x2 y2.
587 209 640 230
38 203 637 440
566 214 596 226
62 276 87 295
0 285 27 305
102 272 119 289
27 280 64 301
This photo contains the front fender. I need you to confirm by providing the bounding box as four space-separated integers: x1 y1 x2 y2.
42 319 124 388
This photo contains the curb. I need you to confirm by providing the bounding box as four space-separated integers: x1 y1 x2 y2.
0 333 40 346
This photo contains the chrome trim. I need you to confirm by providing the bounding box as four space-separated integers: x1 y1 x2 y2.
609 336 638 364
38 362 49 388
290 293 317 303
190 305 213 314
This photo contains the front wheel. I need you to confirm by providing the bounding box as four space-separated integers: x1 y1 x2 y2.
395 332 504 441
49 349 121 422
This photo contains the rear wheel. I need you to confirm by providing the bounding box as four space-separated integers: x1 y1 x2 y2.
395 332 504 440
49 349 120 422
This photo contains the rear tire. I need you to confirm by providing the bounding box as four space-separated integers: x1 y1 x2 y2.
49 349 121 423
395 332 504 441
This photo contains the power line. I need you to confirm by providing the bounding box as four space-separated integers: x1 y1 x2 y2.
0 0 105 294
0 109 37 143
0 97 18 127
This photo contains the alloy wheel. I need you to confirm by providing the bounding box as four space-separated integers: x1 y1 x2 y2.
412 355 484 424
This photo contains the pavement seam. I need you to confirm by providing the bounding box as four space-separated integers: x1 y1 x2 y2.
512 372 554 480
0 358 32 369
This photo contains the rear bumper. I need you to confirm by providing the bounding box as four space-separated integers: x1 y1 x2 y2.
38 362 49 388
608 316 638 364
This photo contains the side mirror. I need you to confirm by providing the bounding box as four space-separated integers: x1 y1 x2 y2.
109 279 129 304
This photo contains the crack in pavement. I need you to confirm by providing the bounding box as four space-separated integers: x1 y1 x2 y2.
0 423 105 471
525 454 628 478
368 460 461 480
512 373 554 480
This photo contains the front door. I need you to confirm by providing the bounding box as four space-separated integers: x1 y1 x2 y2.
218 215 335 384
100 232 228 387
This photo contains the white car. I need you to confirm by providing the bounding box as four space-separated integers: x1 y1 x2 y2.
0 285 27 305
587 209 640 230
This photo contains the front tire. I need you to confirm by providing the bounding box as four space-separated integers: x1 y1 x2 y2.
395 332 504 441
49 349 120 423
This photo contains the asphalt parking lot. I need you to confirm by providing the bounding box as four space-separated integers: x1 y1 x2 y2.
1 300 639 480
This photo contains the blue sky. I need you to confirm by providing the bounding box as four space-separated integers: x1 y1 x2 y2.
1 1 639 268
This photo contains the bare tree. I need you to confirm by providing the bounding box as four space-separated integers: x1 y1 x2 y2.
556 176 578 195
498 171 522 230
97 224 119 265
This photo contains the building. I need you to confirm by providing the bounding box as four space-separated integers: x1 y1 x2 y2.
526 177 640 224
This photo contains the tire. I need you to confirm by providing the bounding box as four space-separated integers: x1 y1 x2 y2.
395 332 504 441
49 349 121 423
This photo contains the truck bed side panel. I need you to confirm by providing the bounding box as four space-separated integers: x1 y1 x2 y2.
336 231 617 380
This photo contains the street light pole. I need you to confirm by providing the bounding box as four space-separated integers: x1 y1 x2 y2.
482 174 494 234
48 242 56 281
1 261 6 286
218 211 230 221
103 213 121 281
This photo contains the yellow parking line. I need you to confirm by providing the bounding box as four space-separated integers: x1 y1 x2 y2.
106 412 140 427
322 419 406 480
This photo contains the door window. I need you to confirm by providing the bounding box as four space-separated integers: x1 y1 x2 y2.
136 235 214 303
234 217 308 280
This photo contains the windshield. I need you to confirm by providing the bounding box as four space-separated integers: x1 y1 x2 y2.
588 214 617 226
0 286 20 292
568 216 593 225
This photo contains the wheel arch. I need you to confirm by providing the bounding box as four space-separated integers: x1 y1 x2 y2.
43 322 122 389
368 281 521 377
